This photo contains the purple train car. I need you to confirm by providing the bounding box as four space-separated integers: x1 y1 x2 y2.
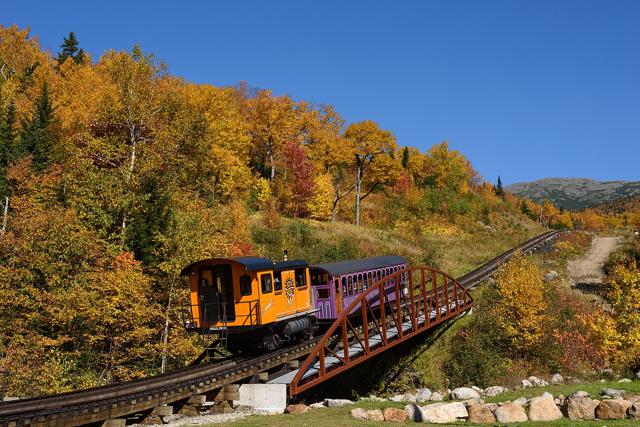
309 255 408 321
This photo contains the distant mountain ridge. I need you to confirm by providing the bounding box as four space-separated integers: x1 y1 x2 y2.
506 178 640 211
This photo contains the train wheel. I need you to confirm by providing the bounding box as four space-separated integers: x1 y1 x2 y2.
262 332 281 352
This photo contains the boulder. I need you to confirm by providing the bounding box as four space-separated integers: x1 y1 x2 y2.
619 378 632 383
309 402 326 409
390 392 416 402
601 388 625 399
545 270 558 282
485 403 499 413
596 399 633 420
627 395 640 403
429 391 444 401
350 408 368 420
495 402 528 423
528 394 563 421
569 390 590 399
382 407 407 422
636 371 640 380
484 386 507 397
420 402 468 424
629 403 640 421
451 387 481 400
366 409 385 422
324 398 354 407
415 388 432 402
285 404 309 414
513 397 528 407
521 379 533 388
472 386 484 395
564 397 599 420
467 404 496 424
550 373 564 384
528 376 549 387
405 403 425 422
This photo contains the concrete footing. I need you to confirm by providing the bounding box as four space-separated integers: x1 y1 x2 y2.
234 384 287 413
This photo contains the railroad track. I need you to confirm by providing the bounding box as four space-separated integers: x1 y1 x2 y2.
0 229 561 427
456 229 561 288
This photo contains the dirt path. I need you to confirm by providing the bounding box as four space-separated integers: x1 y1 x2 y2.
567 236 620 286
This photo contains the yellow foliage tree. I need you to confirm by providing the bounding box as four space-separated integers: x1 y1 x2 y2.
424 141 477 194
494 253 548 356
307 172 333 221
605 263 640 369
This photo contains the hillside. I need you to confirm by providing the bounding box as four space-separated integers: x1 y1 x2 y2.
506 178 640 210
592 195 640 215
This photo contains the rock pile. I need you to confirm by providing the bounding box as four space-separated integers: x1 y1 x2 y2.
342 389 640 423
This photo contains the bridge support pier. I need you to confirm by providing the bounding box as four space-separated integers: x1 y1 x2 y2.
235 384 287 413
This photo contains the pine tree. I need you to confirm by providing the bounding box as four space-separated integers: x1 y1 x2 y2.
57 32 85 65
495 175 504 197
401 146 410 169
19 83 58 172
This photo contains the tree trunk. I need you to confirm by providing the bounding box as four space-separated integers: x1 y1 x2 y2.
122 126 137 237
0 196 8 238
269 151 275 182
355 163 362 226
331 190 340 222
160 283 174 374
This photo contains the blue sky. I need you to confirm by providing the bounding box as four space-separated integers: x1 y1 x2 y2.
3 1 639 184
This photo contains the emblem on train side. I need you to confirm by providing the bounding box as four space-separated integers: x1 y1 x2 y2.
285 277 295 304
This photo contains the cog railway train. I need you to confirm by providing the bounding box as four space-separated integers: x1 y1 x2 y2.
181 255 407 351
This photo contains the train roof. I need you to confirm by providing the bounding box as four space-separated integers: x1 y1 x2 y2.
180 256 307 275
313 255 407 276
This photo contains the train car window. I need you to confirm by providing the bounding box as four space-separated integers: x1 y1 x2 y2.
295 268 307 288
342 276 347 295
317 288 330 299
363 273 368 290
261 274 273 294
368 271 373 287
347 275 353 295
239 274 252 296
273 271 282 292
357 274 363 292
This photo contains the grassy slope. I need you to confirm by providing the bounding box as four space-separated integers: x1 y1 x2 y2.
251 210 544 279
222 381 640 427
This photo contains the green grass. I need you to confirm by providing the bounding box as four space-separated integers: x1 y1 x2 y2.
208 381 640 426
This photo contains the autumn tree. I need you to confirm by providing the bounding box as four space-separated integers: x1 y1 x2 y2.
493 252 548 357
57 32 85 65
344 120 396 226
277 141 315 217
99 45 167 238
604 263 640 370
424 141 476 193
246 90 311 182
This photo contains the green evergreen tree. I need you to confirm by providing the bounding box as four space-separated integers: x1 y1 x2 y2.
401 146 410 169
57 32 85 65
19 83 58 172
495 175 504 197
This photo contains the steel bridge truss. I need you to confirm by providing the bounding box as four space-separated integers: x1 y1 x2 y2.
288 267 472 396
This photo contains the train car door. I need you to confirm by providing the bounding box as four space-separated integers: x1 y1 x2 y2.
334 277 342 315
212 264 235 322
198 269 219 323
199 264 235 323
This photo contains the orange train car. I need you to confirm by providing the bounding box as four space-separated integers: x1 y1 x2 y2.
180 256 317 351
